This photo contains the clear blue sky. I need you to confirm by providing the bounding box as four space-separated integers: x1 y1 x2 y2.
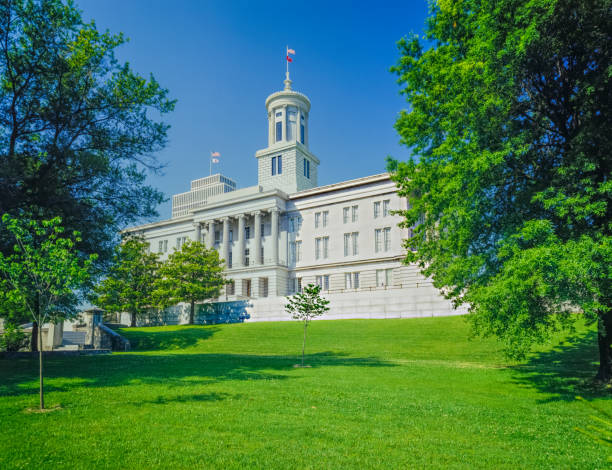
77 0 428 221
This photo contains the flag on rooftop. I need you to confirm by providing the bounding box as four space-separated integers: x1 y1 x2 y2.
212 157 219 163
211 151 220 157
287 47 295 62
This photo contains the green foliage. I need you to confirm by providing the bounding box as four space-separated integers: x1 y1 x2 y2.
285 284 330 324
0 322 27 352
389 0 612 369
0 214 96 325
154 240 228 324
92 236 160 327
286 283 330 366
0 0 175 266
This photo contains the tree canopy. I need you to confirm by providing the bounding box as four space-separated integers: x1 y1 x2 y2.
0 213 95 408
388 0 612 378
92 236 160 327
0 0 175 267
154 240 227 325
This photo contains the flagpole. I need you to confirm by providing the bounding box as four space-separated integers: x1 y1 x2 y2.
209 151 212 176
286 45 289 80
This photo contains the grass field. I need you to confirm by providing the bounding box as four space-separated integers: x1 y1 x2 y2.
0 316 610 469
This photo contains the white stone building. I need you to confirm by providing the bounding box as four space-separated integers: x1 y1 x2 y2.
123 74 466 323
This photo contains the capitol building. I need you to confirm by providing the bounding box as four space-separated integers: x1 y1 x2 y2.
124 74 465 322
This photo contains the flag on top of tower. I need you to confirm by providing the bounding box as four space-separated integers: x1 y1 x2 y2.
286 47 295 62
211 151 220 163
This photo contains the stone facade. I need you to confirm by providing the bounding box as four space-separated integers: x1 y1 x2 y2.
123 76 467 323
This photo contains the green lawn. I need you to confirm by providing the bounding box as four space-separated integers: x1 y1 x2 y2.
0 316 609 469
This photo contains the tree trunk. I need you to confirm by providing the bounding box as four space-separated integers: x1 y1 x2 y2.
130 312 136 327
38 316 44 409
189 300 195 325
596 312 612 382
30 321 38 352
302 322 307 367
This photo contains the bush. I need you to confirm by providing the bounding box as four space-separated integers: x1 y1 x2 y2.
0 323 28 352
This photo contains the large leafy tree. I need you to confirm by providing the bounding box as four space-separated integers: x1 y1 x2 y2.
389 0 612 378
0 214 95 409
154 240 227 325
0 0 174 267
92 236 160 327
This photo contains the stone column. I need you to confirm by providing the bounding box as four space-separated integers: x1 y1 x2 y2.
280 215 288 265
254 211 262 265
194 222 201 242
297 108 302 144
208 220 215 248
271 208 279 265
268 111 273 145
237 214 245 267
222 217 230 267
283 105 288 142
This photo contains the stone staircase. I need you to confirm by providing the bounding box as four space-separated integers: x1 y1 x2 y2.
56 331 86 351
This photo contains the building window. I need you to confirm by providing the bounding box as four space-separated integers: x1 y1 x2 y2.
260 277 269 297
383 227 391 251
244 279 252 297
315 237 328 259
245 226 251 240
245 248 250 266
290 241 302 264
158 241 163 253
352 205 358 222
227 281 235 296
304 158 310 178
316 275 329 291
345 272 360 289
214 230 221 244
322 210 328 227
383 199 390 217
375 229 382 253
176 236 188 250
297 277 302 293
271 155 282 176
343 207 350 224
287 107 297 141
315 212 321 228
228 251 232 268
261 246 264 262
276 121 282 142
376 268 393 287
374 201 381 218
344 232 359 256
229 230 233 242
289 216 302 233
300 123 305 144
163 240 168 253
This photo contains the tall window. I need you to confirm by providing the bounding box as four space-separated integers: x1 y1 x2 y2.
304 158 310 178
228 251 232 268
271 155 283 176
296 240 302 261
275 110 283 142
376 269 393 287
374 229 382 253
344 233 350 256
245 248 250 266
227 281 235 296
245 226 251 239
343 207 350 224
158 241 163 253
163 240 168 253
345 272 360 289
289 216 302 233
322 211 328 227
374 201 381 218
315 237 329 259
352 205 359 222
351 232 359 255
383 199 390 217
287 107 297 141
315 212 321 228
297 277 302 293
383 227 391 251
290 242 296 264
316 275 330 291
344 232 359 256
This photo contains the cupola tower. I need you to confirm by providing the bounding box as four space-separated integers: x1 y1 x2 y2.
255 71 319 194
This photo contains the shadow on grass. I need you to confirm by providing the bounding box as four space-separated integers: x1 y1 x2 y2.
116 325 220 351
0 351 395 399
132 392 234 407
510 329 610 402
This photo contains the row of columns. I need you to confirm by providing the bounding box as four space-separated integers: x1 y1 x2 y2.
195 208 280 269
